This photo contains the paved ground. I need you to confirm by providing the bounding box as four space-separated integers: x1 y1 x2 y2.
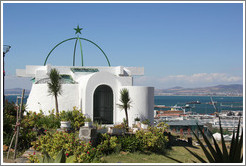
3 147 40 163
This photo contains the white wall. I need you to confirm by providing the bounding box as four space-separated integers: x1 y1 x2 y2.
26 84 79 114
121 86 154 127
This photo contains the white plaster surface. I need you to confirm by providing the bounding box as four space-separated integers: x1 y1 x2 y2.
26 84 79 114
121 86 154 127
17 65 154 125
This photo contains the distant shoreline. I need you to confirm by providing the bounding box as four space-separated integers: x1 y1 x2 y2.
155 94 243 97
4 94 242 97
4 94 29 96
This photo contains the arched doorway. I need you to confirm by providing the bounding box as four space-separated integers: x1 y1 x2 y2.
93 85 113 124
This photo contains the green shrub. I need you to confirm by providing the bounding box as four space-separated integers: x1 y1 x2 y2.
43 111 60 129
22 110 60 130
31 131 102 163
29 149 67 163
85 118 92 122
117 134 143 152
3 101 17 145
141 119 150 125
135 127 169 153
74 141 103 163
71 107 85 130
96 133 121 155
3 102 38 151
60 110 73 121
32 131 81 158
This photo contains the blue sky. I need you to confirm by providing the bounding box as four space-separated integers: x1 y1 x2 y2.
2 2 244 90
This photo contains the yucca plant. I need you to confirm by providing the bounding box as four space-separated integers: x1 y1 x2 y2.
185 117 243 163
118 88 132 132
48 68 62 116
39 149 66 163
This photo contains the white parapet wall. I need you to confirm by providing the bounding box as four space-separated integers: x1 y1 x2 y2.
121 86 154 127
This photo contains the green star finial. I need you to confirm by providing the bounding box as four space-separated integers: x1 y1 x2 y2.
74 25 83 35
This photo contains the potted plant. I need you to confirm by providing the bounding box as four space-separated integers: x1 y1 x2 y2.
60 111 72 129
141 119 150 130
97 125 108 134
134 117 141 128
84 117 92 128
108 123 126 135
132 124 139 134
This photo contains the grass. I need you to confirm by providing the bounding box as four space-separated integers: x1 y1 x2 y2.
102 146 207 163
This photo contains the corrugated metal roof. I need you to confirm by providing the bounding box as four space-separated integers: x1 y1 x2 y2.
166 120 203 126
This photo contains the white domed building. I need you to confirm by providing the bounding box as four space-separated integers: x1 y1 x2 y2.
16 26 154 127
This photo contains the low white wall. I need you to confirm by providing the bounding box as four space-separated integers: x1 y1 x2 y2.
26 84 80 115
121 86 154 127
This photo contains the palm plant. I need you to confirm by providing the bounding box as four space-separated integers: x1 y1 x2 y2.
48 68 62 116
185 117 243 163
118 88 132 132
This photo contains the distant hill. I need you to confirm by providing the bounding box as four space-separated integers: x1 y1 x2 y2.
5 84 243 97
155 84 243 96
4 88 30 95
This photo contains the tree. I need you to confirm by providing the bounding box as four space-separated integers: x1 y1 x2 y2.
118 88 132 132
48 68 62 116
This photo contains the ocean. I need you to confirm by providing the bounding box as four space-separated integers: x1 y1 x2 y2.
155 96 243 114
5 95 243 114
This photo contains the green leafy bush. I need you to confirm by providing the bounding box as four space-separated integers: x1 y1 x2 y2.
117 134 143 152
135 126 169 153
28 149 67 163
60 110 73 121
32 131 80 158
74 141 103 163
96 133 121 155
3 102 38 150
113 123 125 129
85 118 92 122
141 119 150 125
71 107 85 130
31 131 102 163
43 110 60 129
3 101 17 145
22 110 60 130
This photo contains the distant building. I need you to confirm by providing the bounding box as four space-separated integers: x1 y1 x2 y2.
166 119 207 137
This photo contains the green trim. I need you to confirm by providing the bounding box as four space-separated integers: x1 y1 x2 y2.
71 68 99 73
44 38 76 66
44 37 111 66
78 37 84 66
31 77 35 83
81 38 111 67
73 39 78 66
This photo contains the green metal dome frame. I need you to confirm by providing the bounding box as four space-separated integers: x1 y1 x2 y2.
44 26 111 67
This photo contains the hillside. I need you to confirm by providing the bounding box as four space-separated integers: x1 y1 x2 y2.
155 84 243 96
4 84 243 97
4 88 30 95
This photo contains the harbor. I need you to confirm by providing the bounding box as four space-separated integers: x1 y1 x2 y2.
154 96 243 133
